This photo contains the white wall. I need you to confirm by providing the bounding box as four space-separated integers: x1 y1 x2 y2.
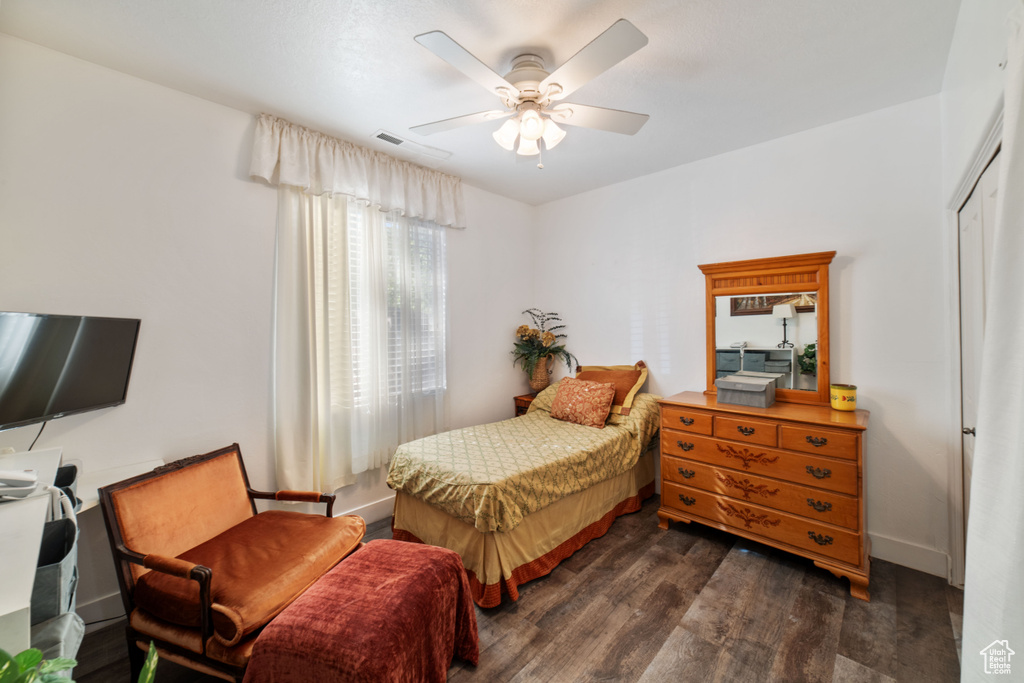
941 0 1017 200
450 186 538 428
535 95 953 577
0 34 533 625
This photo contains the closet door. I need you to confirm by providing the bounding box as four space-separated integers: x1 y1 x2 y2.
958 152 999 530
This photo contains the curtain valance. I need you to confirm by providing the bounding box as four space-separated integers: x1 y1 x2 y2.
250 113 465 228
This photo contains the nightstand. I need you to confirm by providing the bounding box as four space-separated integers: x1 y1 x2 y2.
514 393 536 417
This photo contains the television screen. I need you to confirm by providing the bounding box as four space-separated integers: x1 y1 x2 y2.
0 312 141 431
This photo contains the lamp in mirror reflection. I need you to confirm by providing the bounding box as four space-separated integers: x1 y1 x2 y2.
773 304 796 348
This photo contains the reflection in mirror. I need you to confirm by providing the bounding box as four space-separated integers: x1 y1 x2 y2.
715 293 817 391
700 251 833 405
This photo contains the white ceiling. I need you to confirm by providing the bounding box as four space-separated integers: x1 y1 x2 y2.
0 0 962 205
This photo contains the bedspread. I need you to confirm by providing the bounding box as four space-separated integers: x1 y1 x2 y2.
386 391 660 533
242 540 478 683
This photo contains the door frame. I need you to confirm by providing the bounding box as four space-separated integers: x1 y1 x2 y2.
944 104 1003 588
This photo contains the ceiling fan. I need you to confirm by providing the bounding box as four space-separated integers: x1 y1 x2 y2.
410 19 650 165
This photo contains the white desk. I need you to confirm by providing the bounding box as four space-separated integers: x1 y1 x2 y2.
0 453 163 652
0 495 50 652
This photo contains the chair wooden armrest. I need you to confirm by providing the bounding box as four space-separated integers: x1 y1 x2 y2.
247 488 336 517
115 545 215 653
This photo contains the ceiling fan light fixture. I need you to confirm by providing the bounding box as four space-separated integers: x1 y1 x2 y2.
519 109 544 141
412 20 651 166
516 137 540 156
492 118 520 151
541 119 566 150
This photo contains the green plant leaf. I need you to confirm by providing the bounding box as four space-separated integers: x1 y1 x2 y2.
137 642 159 683
39 673 71 683
0 648 20 682
11 652 40 674
36 660 75 675
37 658 76 675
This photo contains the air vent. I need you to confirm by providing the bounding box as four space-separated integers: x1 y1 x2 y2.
370 130 452 160
376 132 404 146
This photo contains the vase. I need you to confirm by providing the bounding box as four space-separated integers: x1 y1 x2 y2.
830 383 857 411
528 355 554 393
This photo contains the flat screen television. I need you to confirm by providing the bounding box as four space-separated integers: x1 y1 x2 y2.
0 312 141 431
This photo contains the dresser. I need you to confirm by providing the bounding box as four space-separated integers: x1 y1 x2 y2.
657 391 871 600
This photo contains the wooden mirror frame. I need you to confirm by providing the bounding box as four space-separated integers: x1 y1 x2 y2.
699 251 835 406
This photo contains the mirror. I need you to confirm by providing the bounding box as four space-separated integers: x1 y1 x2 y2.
714 293 817 391
699 252 835 405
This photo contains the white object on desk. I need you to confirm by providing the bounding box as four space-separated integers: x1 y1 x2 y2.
0 470 38 488
0 448 62 497
0 494 50 653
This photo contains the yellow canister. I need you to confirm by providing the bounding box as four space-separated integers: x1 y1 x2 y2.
830 384 857 411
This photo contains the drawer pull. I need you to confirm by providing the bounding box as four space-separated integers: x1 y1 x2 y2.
805 466 832 480
737 426 756 436
716 443 779 469
807 498 833 513
678 468 696 479
678 494 696 506
676 440 695 452
808 531 834 546
806 436 828 447
680 417 695 426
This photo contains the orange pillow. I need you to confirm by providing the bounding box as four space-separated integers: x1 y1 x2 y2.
575 361 648 416
549 377 617 428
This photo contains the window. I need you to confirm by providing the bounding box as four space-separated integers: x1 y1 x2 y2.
275 188 448 491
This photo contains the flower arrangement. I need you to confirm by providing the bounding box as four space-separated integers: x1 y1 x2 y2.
511 309 578 380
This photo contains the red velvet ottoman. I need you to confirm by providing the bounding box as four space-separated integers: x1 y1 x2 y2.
242 539 479 682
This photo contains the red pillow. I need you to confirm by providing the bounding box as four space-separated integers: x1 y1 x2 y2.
549 377 617 428
575 361 648 416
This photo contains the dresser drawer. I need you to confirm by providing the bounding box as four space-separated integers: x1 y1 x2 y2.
780 425 859 460
661 431 858 495
714 415 777 447
662 481 861 565
661 405 713 435
661 454 859 529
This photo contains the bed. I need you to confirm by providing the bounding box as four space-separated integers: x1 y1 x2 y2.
387 368 661 608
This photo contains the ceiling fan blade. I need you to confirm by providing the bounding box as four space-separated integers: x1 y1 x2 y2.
540 19 648 101
549 103 649 135
410 110 511 136
415 31 520 100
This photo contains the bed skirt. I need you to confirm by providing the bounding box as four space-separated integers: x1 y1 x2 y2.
392 447 656 608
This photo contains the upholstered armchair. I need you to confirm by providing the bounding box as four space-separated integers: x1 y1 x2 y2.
99 443 365 682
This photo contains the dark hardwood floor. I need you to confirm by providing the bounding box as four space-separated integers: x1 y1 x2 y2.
75 495 962 682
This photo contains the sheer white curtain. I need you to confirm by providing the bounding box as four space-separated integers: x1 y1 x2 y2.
274 187 448 491
252 115 459 492
961 2 1024 680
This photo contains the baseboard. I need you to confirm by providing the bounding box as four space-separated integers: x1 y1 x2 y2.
869 532 950 579
337 493 395 525
79 592 126 634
